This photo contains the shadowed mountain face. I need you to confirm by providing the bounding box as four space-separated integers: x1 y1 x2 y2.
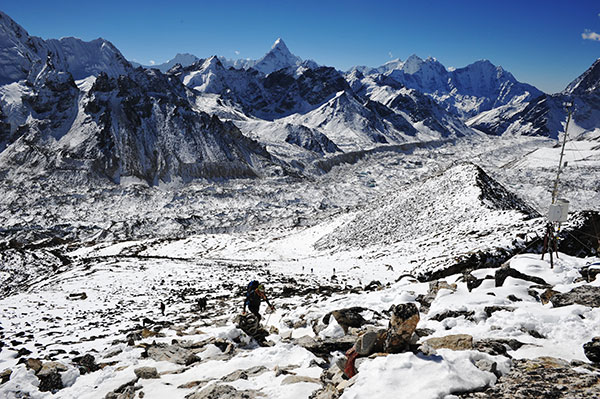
0 12 283 185
469 59 600 139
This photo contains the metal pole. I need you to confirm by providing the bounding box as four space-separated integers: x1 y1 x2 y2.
551 103 572 204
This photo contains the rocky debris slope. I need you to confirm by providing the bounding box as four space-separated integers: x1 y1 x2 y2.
316 162 543 278
0 235 599 398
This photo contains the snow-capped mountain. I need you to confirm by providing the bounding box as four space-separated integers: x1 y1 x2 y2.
130 53 200 72
469 58 600 139
0 11 132 85
353 55 543 119
0 12 283 185
176 55 475 154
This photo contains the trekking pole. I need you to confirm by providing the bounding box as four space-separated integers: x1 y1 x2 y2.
266 310 272 326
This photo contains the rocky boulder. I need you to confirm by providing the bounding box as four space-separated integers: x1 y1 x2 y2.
323 308 368 333
134 367 159 379
234 313 269 344
384 303 419 353
424 334 473 351
584 337 600 363
146 342 200 365
550 285 600 308
37 361 68 392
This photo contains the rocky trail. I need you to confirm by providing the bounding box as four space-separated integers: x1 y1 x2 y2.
1 238 600 398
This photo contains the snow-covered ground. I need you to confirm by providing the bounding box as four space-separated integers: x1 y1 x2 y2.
1 134 599 398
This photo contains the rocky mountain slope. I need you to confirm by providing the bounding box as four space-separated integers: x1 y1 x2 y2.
0 12 284 185
469 58 600 140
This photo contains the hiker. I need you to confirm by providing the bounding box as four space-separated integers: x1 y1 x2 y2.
243 281 274 323
197 296 207 312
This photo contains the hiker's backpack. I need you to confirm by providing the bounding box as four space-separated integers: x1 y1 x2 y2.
247 280 259 295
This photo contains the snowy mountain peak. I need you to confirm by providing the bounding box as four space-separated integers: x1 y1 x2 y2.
253 38 302 75
201 55 224 71
271 37 288 51
564 58 600 95
403 54 424 74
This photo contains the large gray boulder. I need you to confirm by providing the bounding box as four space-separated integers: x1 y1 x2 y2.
550 285 600 308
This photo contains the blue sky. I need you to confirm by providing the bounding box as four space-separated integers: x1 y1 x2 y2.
3 1 599 93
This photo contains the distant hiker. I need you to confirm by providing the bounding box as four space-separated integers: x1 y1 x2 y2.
243 280 274 323
197 296 207 312
160 302 165 316
311 268 313 274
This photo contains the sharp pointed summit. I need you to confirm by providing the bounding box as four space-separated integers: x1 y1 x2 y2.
253 38 303 75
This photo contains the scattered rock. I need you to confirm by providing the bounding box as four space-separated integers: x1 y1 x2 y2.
550 285 600 308
72 353 99 374
134 366 159 379
16 347 32 358
430 310 475 322
583 337 600 363
540 288 559 305
25 358 43 373
580 265 600 282
416 280 457 313
364 280 383 291
67 292 87 300
281 375 321 385
475 359 498 377
384 303 419 353
459 357 600 398
147 342 200 365
506 294 522 302
495 266 548 287
222 366 268 382
484 306 515 317
105 379 139 399
424 334 473 351
186 383 257 399
0 368 11 384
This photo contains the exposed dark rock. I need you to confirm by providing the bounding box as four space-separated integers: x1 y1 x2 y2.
550 285 600 308
580 264 600 283
295 335 356 359
73 353 99 374
584 337 600 363
145 342 201 365
473 338 526 357
495 266 548 287
323 308 368 333
354 329 386 356
430 310 475 322
484 306 515 317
